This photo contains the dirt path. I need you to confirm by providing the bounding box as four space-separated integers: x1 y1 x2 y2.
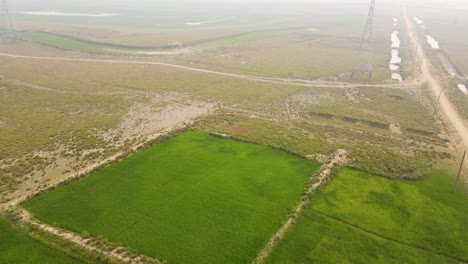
18 209 160 264
404 9 468 175
0 73 142 96
252 149 348 264
0 52 417 89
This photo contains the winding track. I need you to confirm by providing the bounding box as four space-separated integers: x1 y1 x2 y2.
0 52 417 89
1 11 467 263
404 9 468 164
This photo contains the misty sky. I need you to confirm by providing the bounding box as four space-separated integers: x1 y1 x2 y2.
10 0 468 10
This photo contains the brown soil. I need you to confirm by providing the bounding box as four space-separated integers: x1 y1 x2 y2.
0 52 419 89
389 123 403 135
404 9 468 179
224 125 256 135
1 97 215 210
19 209 160 264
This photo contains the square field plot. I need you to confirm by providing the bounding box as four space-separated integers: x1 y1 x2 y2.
24 131 320 264
267 168 468 264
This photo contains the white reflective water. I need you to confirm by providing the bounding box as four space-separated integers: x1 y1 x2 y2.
391 31 400 49
458 84 468 94
388 21 402 82
426 35 440 50
184 17 234 25
20 11 120 17
389 64 399 71
104 48 196 55
392 72 403 82
413 16 424 25
390 49 402 64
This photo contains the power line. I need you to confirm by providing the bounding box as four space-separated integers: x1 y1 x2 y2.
0 0 17 40
454 150 466 193
351 0 376 80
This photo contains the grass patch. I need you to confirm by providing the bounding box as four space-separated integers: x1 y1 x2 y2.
0 80 127 159
195 112 446 179
0 58 306 104
179 38 360 79
0 80 129 194
19 31 180 55
23 131 320 264
0 217 83 264
267 168 468 263
20 31 110 53
303 86 437 134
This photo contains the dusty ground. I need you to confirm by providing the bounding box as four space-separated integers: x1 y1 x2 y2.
19 209 160 264
404 9 468 181
104 93 215 142
1 91 215 209
0 9 466 263
0 52 419 89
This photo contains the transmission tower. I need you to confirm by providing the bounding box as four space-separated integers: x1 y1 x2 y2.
351 0 376 80
0 0 17 39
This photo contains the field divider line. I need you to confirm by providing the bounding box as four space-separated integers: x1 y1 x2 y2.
310 208 468 263
0 52 418 89
0 73 155 96
251 149 348 264
18 209 162 264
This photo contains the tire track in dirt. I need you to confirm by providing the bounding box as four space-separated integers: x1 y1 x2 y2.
18 209 161 264
0 52 418 89
404 8 468 177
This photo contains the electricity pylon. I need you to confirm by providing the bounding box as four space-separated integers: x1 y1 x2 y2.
0 0 17 39
351 0 376 80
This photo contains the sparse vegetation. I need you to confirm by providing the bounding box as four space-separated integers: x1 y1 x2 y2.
194 111 450 179
0 1 466 263
0 79 129 194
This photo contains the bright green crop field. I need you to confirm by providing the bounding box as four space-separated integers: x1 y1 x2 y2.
0 218 82 264
266 168 468 264
23 131 320 264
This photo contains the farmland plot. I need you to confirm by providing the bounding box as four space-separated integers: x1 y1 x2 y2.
0 218 82 264
24 131 320 264
266 168 468 263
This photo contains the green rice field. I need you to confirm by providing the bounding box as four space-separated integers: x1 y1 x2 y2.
0 218 82 264
266 168 468 264
23 131 320 264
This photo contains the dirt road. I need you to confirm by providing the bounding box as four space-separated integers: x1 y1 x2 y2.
0 52 416 90
18 209 160 264
404 10 468 174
